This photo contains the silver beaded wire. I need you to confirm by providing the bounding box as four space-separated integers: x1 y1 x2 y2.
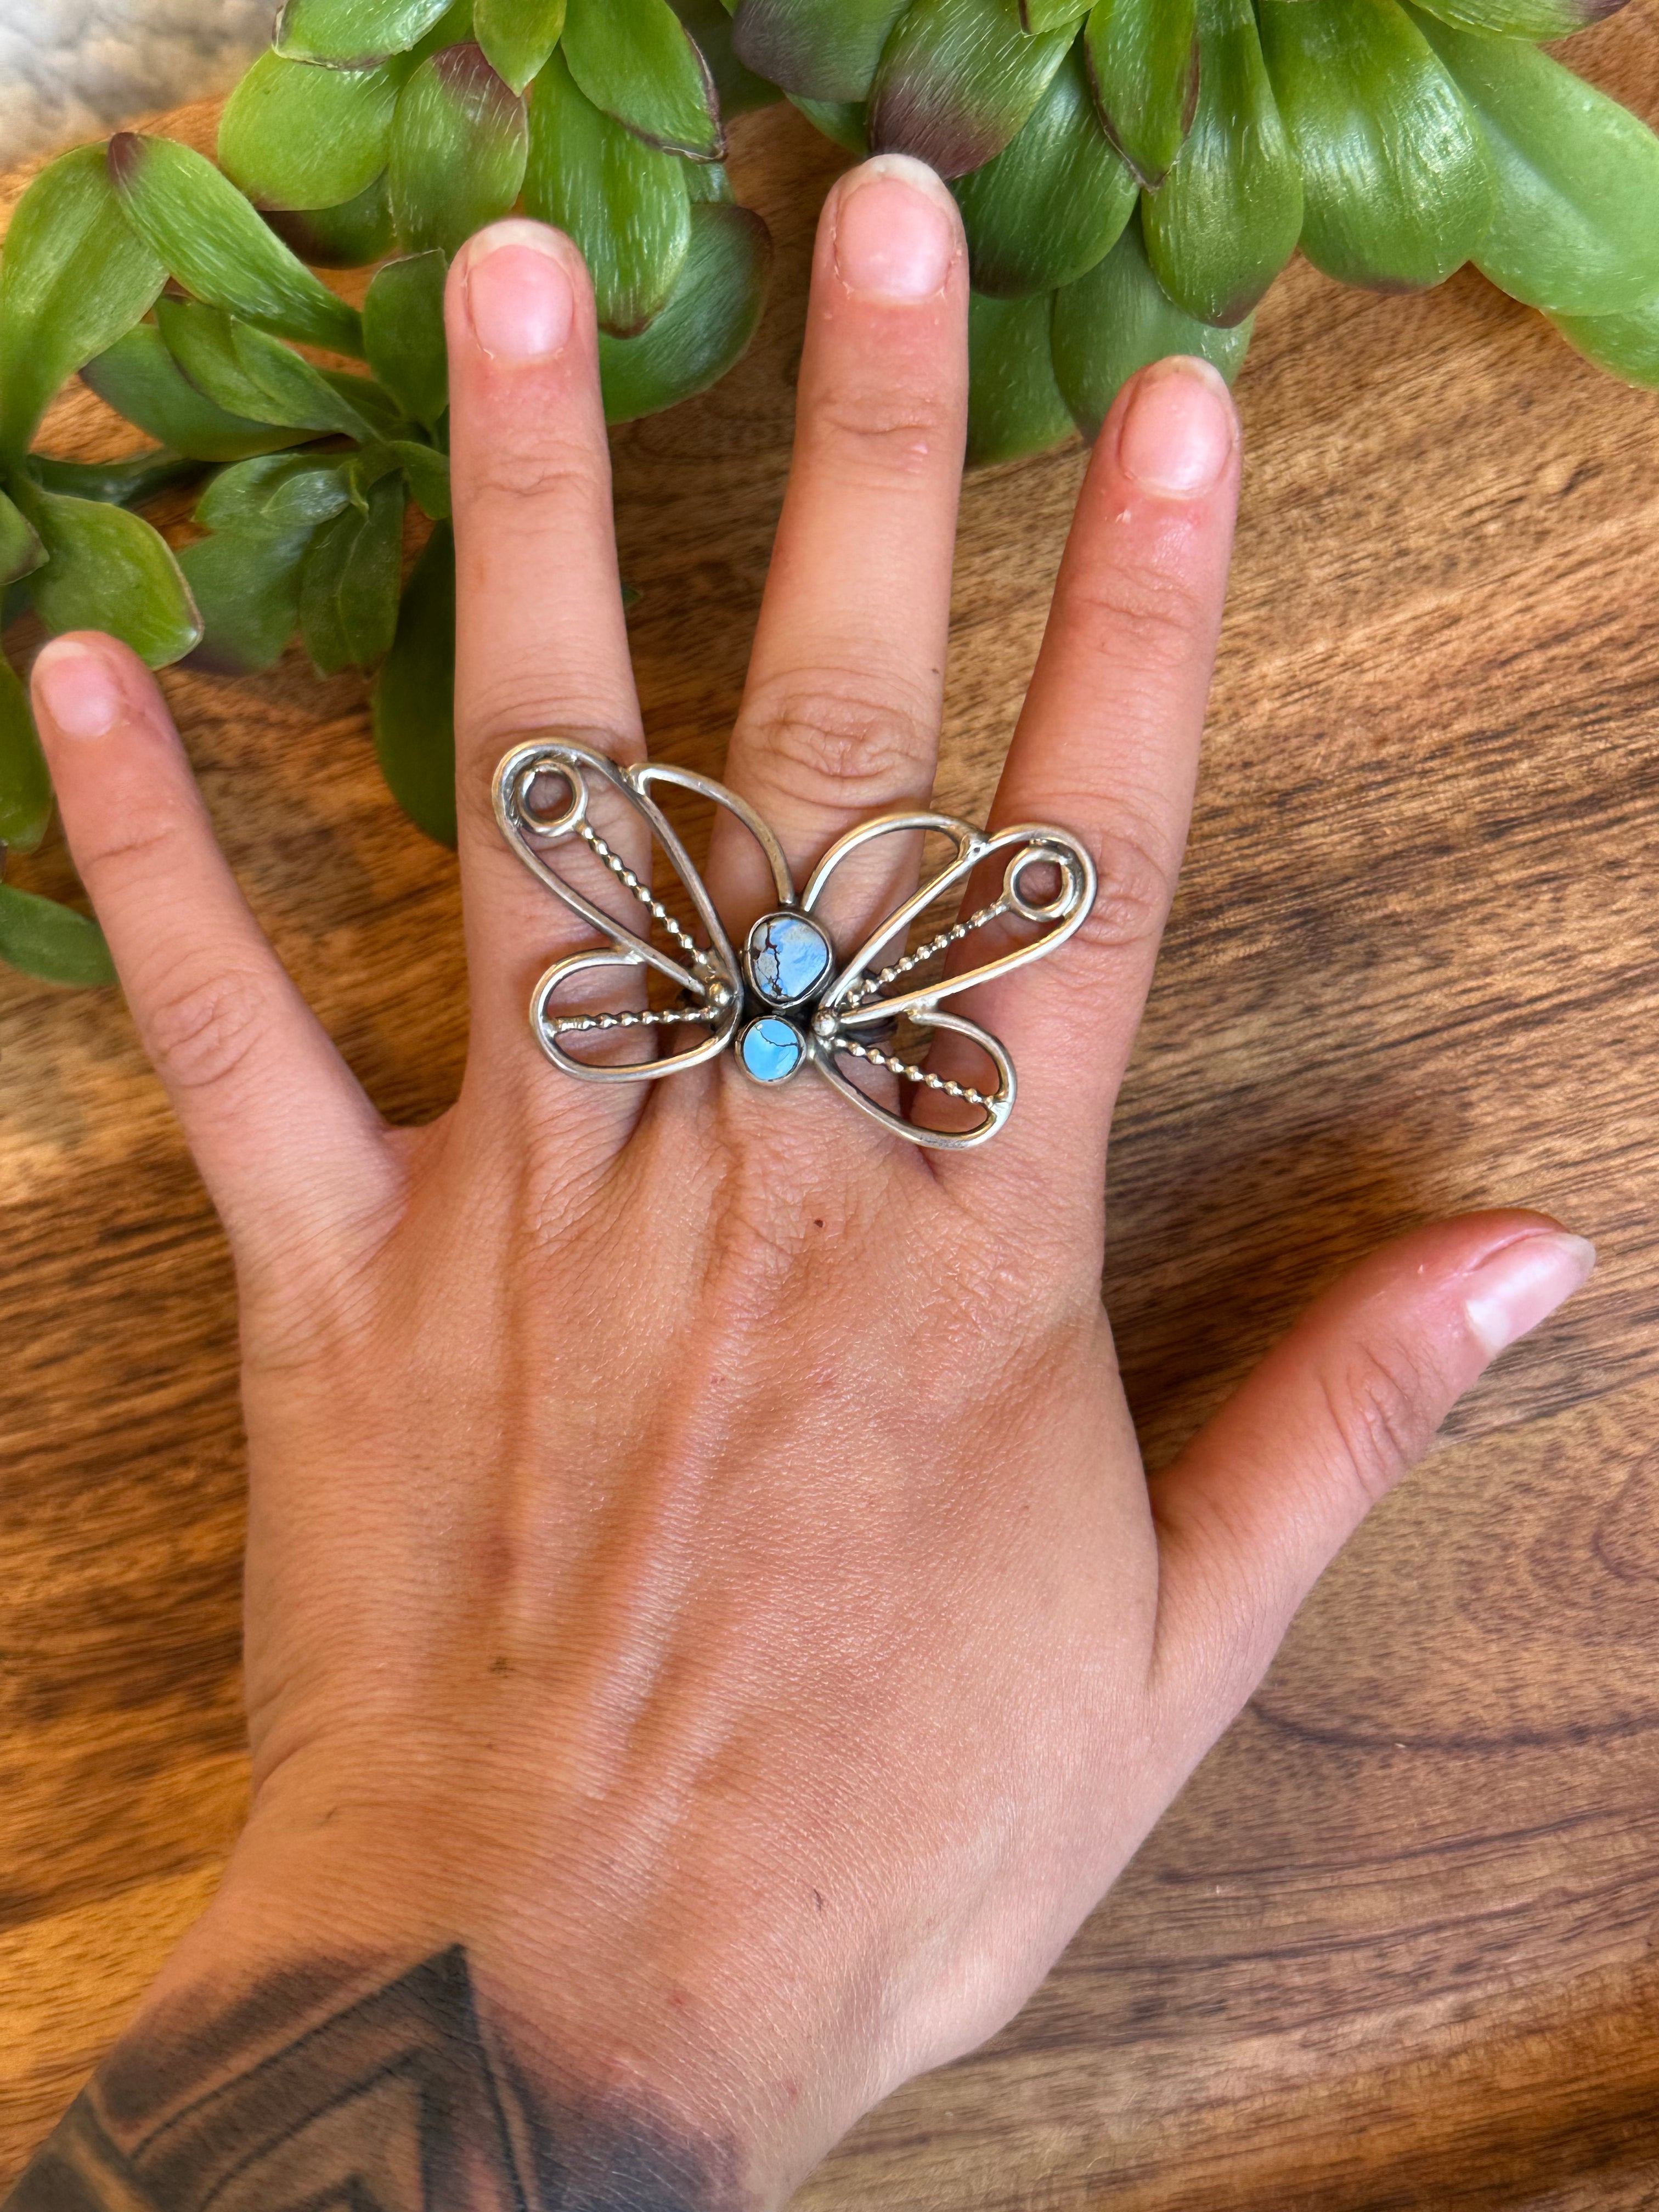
546 821 1002 1108
839 898 1011 1011
545 823 724 1037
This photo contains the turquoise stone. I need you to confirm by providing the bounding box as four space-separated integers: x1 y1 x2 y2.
747 911 833 1007
740 1017 806 1085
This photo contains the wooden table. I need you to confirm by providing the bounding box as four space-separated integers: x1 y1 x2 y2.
4 20 1659 2203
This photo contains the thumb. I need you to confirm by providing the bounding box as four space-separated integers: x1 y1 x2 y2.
1147 1212 1595 1726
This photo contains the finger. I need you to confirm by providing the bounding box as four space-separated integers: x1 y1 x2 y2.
708 155 968 922
31 635 394 1272
445 220 646 1062
955 357 1239 1197
1148 1214 1596 1737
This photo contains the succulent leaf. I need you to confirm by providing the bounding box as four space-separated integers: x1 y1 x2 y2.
266 176 397 266
273 179 402 267
81 324 310 462
1257 0 1495 294
672 0 781 115
0 144 167 458
276 0 458 66
683 157 736 202
0 490 45 590
1548 295 1659 387
300 471 407 674
600 200 771 422
27 450 203 507
788 97 871 154
869 0 1074 180
954 44 1135 297
732 0 910 104
1411 10 1659 316
156 299 380 438
321 366 409 433
387 438 453 517
0 883 116 988
18 482 202 668
346 441 408 501
1051 207 1251 439
1141 0 1301 326
966 289 1073 464
178 527 315 674
0 650 52 854
1409 0 1628 35
197 453 356 536
389 43 530 256
563 0 726 160
400 0 479 67
109 134 365 356
525 50 693 335
219 52 399 214
364 252 451 428
1084 0 1198 191
475 0 567 93
373 520 458 844
1022 0 1092 27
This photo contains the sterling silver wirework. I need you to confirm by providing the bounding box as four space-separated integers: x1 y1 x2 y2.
493 740 1097 1152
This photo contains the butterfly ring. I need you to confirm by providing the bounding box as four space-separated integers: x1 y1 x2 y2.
493 740 1097 1152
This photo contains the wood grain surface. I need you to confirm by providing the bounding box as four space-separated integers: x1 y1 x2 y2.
3 19 1659 2204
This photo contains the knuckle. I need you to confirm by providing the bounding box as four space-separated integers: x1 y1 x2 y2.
1064 550 1212 672
1072 822 1176 958
1025 813 1176 973
75 808 184 897
1318 1337 1441 1513
142 958 271 1098
462 701 634 772
461 427 604 520
738 674 935 815
801 376 958 491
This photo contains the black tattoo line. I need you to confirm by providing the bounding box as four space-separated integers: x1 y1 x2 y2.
4 1949 743 2212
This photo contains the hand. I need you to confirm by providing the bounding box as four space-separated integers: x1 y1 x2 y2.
19 156 1593 2209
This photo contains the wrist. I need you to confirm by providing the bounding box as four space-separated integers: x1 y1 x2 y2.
65 1797 846 2212
13 1899 783 2212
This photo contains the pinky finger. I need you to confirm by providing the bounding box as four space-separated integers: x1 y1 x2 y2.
31 634 396 1273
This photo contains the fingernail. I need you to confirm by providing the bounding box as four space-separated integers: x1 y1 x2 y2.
33 637 123 740
1118 357 1238 499
464 221 578 362
1464 1231 1597 1357
833 155 958 303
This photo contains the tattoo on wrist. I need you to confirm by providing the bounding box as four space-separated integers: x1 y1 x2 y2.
4 1947 743 2212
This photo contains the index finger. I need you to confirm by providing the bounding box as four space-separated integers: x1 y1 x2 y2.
445 221 646 1075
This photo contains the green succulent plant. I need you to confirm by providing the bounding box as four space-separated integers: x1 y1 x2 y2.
0 0 774 985
729 0 1659 460
4 0 1659 988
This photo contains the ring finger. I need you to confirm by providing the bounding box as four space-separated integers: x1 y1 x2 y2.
950 356 1242 1207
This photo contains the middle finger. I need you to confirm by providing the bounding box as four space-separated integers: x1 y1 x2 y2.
708 155 970 918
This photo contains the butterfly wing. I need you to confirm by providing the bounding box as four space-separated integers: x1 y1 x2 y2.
810 1002 1018 1150
801 811 1097 1146
494 740 749 1082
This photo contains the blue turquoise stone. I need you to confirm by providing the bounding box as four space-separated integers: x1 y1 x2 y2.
747 911 832 1007
740 1017 806 1085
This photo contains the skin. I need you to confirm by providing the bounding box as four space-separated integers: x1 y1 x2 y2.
12 156 1593 2208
